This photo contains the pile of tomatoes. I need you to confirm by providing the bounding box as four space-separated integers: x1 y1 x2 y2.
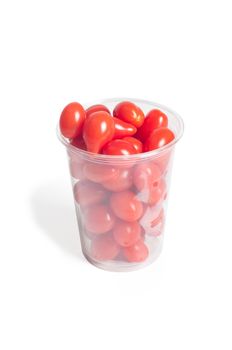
59 101 175 264
59 101 175 155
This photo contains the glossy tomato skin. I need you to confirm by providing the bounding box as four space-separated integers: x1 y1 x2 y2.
83 111 115 153
102 168 133 192
84 204 116 234
123 240 149 262
133 162 161 191
144 127 175 152
113 221 141 247
74 181 107 207
110 190 143 222
86 104 110 118
113 101 145 128
122 137 143 153
91 235 119 261
59 102 86 139
136 109 168 142
83 163 119 183
113 117 137 139
102 139 137 156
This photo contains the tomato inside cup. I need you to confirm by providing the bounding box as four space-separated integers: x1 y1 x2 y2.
57 98 184 271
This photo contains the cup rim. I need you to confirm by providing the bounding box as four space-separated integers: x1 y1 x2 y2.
57 97 184 163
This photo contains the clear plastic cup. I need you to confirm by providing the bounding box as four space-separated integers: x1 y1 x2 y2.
57 98 184 271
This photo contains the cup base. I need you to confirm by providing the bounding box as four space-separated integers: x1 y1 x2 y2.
82 242 163 272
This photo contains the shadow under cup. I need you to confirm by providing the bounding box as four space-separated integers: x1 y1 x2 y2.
57 98 184 271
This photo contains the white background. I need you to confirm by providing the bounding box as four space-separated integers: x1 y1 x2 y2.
0 0 232 349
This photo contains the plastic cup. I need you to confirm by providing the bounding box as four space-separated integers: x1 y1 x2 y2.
57 98 184 271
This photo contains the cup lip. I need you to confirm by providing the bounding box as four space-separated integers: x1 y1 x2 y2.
57 97 184 162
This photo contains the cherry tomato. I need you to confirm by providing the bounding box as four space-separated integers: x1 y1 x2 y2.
123 240 149 262
102 168 133 192
91 235 119 261
113 101 145 128
113 117 137 139
70 136 87 150
148 178 167 205
133 162 161 191
83 111 115 153
136 178 166 205
113 221 141 247
122 137 143 153
110 190 143 222
144 127 175 152
86 104 110 118
73 181 108 207
84 204 116 234
102 139 137 156
59 102 86 139
136 109 168 142
83 163 119 183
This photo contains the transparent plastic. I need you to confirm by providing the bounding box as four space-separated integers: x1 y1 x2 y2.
57 98 184 271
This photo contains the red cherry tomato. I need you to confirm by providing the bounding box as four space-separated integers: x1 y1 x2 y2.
123 240 149 262
83 163 119 183
86 104 110 118
133 162 161 191
148 178 167 205
110 190 143 222
113 221 141 247
83 111 115 153
84 204 116 234
113 101 145 128
144 127 175 152
113 117 137 139
136 109 168 142
122 137 143 153
102 168 133 192
59 102 86 139
102 139 137 156
91 235 119 261
73 181 108 207
70 136 87 150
